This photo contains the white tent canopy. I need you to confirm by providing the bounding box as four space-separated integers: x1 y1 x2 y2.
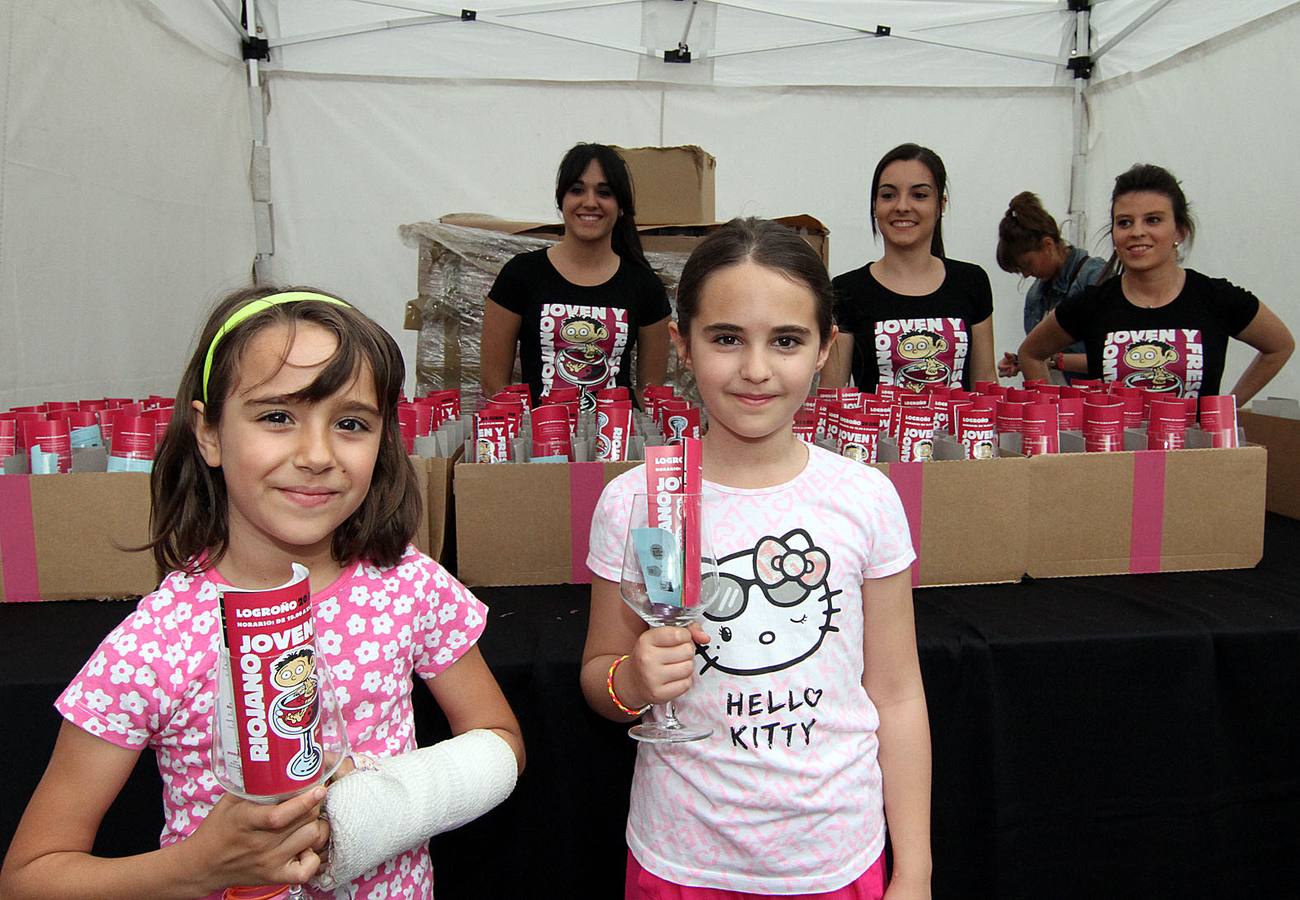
2 0 1297 407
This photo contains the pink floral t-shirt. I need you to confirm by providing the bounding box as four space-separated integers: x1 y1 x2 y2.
588 444 915 894
55 545 486 900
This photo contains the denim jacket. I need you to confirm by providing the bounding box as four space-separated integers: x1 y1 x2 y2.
1023 247 1106 358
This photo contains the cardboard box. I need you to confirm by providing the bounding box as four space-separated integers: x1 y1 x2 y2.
613 145 716 225
454 460 639 586
1024 446 1266 577
0 455 450 602
449 443 1265 588
1240 401 1300 520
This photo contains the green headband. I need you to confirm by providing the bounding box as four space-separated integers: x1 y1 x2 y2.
201 291 352 404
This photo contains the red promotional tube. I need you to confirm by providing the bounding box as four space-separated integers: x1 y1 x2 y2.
972 381 998 395
1147 399 1187 450
793 410 817 444
595 399 632 461
1021 403 1060 456
1007 388 1040 404
594 387 629 403
954 407 997 460
397 405 417 453
645 439 703 607
481 400 523 438
1199 395 1239 448
1083 400 1124 452
898 407 936 462
500 383 532 412
864 398 894 438
474 415 511 463
995 400 1026 435
143 407 174 449
642 385 675 421
837 411 881 464
1056 397 1084 431
0 417 15 459
111 416 157 461
663 406 701 445
30 418 73 472
971 394 1000 412
530 404 573 460
217 565 323 798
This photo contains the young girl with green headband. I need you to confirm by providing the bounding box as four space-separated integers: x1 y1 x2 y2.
1 286 524 899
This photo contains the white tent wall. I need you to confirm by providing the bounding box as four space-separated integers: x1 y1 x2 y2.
1085 3 1300 401
0 0 256 409
266 76 1069 386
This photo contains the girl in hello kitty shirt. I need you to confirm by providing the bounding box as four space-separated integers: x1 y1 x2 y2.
582 219 932 899
1 288 524 900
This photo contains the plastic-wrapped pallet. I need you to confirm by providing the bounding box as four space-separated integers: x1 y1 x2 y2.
399 221 696 406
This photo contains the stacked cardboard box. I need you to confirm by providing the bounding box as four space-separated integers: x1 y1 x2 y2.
1240 398 1300 520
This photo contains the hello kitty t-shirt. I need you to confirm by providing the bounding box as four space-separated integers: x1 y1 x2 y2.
55 546 486 900
587 445 915 893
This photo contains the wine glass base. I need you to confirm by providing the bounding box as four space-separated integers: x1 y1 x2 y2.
629 722 712 743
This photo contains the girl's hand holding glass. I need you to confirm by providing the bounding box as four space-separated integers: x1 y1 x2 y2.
621 622 711 708
182 786 329 894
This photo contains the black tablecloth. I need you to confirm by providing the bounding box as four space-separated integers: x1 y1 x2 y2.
3 516 1299 899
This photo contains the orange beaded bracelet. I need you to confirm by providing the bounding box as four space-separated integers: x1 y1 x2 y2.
607 654 650 717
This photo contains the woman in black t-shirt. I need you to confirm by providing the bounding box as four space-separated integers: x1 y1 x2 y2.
481 143 671 408
1019 164 1293 404
823 143 996 392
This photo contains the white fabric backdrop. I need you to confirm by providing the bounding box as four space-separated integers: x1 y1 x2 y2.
0 0 255 408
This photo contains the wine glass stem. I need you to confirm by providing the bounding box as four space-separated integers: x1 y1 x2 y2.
661 701 682 730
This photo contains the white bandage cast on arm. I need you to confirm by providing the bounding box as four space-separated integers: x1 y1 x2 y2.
313 729 518 888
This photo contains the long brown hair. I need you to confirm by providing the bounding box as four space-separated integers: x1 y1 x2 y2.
870 143 948 258
554 143 652 272
1102 163 1196 279
146 285 421 574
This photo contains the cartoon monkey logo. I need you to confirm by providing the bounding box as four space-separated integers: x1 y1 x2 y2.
896 329 952 391
1122 340 1183 394
698 530 842 677
556 315 612 388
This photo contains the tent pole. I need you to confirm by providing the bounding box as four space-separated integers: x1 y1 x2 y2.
1067 3 1091 250
245 0 274 283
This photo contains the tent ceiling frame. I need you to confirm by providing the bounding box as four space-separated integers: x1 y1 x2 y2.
1092 0 1177 62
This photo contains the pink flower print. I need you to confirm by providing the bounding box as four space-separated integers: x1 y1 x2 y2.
86 652 108 678
318 630 343 655
372 613 394 635
182 750 203 769
375 722 389 741
163 645 185 666
362 671 382 692
120 691 147 715
63 683 84 706
397 562 418 580
169 670 185 687
318 596 341 622
129 608 154 629
174 601 193 622
192 611 215 635
434 647 454 667
105 712 132 734
195 580 219 603
357 641 380 665
464 606 483 629
173 807 191 832
433 569 450 589
371 592 392 612
436 604 458 625
332 685 351 707
197 770 219 791
85 688 113 712
426 629 443 648
383 641 400 662
172 573 193 592
110 631 138 655
180 632 194 653
384 577 400 594
447 630 467 651
172 708 191 729
387 735 403 753
346 614 368 636
161 610 179 631
84 718 107 736
399 852 413 877
133 666 157 688
139 641 162 664
397 625 413 645
350 585 372 606
181 726 205 747
332 659 356 682
369 880 389 899
191 690 214 714
191 799 212 818
392 595 413 616
354 701 375 720
150 589 174 611
365 564 383 580
381 674 397 695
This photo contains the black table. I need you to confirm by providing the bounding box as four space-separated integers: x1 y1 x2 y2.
4 516 1299 899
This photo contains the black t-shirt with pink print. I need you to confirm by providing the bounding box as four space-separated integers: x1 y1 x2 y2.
489 249 670 406
832 258 994 393
1053 269 1260 399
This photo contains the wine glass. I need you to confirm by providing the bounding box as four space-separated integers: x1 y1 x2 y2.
619 492 721 743
211 650 349 898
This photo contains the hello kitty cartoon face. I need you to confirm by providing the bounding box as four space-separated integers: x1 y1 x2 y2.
698 529 841 677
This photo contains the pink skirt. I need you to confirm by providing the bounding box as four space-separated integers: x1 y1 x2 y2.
625 849 886 900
